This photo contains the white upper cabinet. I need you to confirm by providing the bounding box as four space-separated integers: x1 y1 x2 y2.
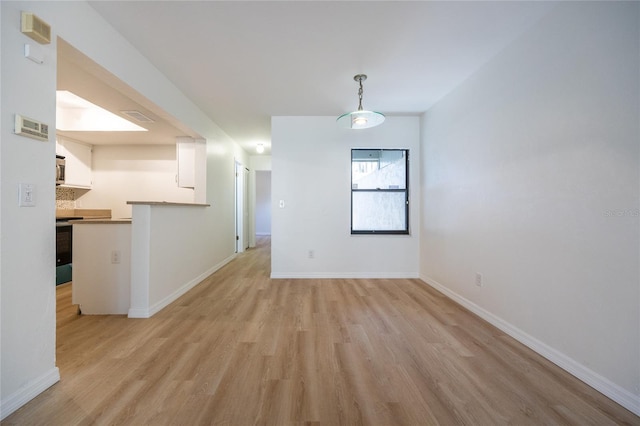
57 138 92 189
176 137 195 188
176 137 206 197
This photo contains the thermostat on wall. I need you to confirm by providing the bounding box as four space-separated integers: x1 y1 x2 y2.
14 114 49 141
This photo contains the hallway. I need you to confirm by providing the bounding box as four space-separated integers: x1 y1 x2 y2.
4 236 637 425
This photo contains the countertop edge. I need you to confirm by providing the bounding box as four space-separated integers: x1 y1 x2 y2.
72 219 132 224
126 201 210 207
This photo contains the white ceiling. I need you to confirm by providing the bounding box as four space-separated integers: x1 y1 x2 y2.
76 1 554 154
57 39 199 145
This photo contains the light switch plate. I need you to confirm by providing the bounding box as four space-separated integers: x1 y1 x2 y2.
19 183 36 207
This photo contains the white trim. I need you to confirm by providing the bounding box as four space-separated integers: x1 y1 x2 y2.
0 367 60 420
129 205 151 318
420 274 640 417
255 232 271 236
271 272 419 279
128 254 236 318
127 307 150 319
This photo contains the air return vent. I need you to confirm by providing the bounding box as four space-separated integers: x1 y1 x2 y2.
121 110 155 123
15 114 49 141
21 12 51 45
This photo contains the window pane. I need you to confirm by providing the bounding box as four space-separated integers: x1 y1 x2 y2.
352 161 379 182
352 150 406 190
352 191 407 231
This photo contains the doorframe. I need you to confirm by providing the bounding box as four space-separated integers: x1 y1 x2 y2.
242 166 250 251
234 160 249 253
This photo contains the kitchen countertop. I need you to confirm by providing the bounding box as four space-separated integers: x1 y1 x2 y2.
126 201 210 207
71 219 132 224
56 208 112 218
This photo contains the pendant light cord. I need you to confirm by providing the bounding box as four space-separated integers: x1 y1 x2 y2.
337 73 384 129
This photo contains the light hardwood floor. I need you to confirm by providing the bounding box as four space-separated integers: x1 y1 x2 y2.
55 282 81 329
4 236 638 425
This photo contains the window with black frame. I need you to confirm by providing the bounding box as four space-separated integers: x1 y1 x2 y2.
351 149 409 234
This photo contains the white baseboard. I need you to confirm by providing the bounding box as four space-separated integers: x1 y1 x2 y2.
127 307 149 318
270 272 419 279
420 274 640 417
128 254 236 318
1 367 60 420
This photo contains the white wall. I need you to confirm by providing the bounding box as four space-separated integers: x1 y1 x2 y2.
420 2 639 414
1 1 245 418
250 155 272 172
1 2 60 416
128 203 235 318
77 145 194 218
255 171 271 235
271 116 420 278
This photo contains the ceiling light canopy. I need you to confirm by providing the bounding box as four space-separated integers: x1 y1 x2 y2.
56 90 148 132
337 74 385 130
256 143 265 154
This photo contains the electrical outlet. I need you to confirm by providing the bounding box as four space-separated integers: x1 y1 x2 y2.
308 250 315 259
475 272 483 287
111 250 121 264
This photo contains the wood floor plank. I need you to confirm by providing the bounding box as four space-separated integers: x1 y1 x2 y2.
3 236 638 425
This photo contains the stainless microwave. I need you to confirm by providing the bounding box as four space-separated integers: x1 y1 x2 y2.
56 155 65 185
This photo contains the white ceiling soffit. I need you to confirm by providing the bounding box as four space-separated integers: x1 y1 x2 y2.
57 38 201 146
87 1 554 153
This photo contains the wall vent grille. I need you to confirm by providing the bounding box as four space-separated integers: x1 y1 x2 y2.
21 12 51 44
121 110 155 123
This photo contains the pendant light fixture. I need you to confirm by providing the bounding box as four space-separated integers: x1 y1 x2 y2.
337 74 385 129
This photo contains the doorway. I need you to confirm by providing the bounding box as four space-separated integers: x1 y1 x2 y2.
255 170 272 237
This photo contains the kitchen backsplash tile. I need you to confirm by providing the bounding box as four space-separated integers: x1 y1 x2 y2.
56 187 75 209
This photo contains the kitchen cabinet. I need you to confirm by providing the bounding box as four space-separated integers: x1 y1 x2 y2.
176 137 195 188
57 138 92 189
176 137 205 190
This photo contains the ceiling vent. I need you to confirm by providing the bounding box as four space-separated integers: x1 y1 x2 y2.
121 110 155 123
21 12 51 44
